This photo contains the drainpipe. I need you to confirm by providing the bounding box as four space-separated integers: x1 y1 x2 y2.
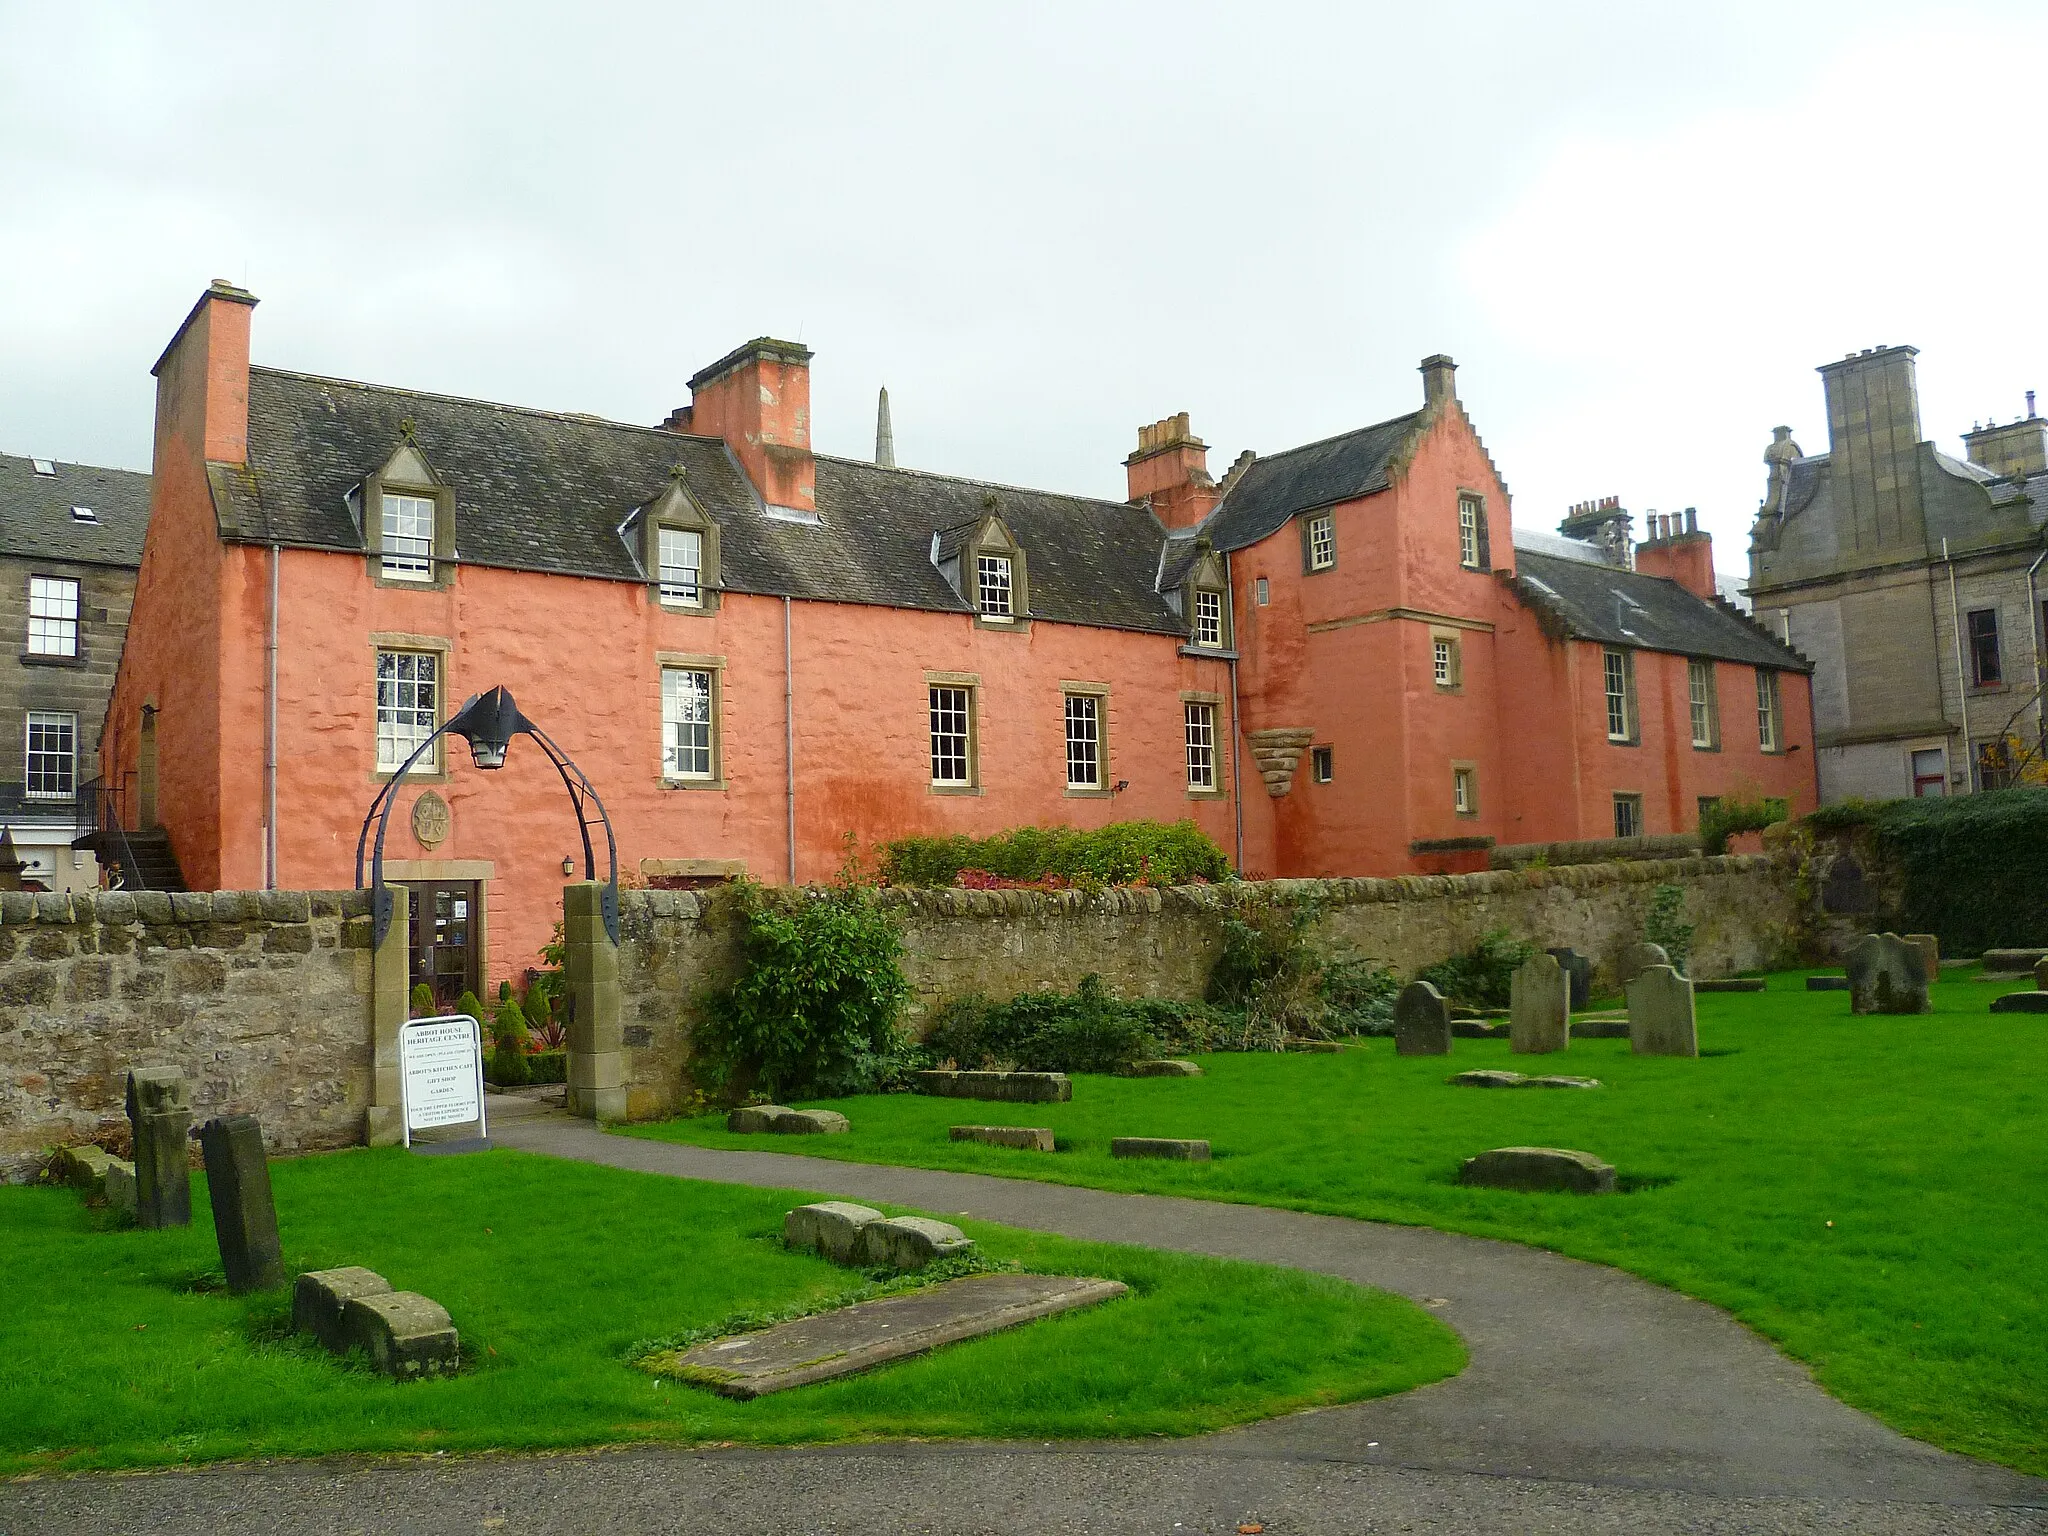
1225 552 1245 873
1943 538 1972 792
265 543 280 888
784 595 796 884
2028 547 2046 757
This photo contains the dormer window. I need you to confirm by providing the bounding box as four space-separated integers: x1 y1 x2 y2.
659 526 703 605
977 553 1013 618
1193 588 1224 648
380 493 436 581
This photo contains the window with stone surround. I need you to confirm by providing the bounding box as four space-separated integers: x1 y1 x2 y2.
662 667 716 780
1184 701 1217 791
1064 693 1102 788
1433 635 1462 689
1603 647 1638 743
25 711 75 799
375 650 440 772
1966 609 2001 687
1193 588 1224 648
1613 793 1644 839
1755 668 1783 752
1453 764 1477 816
26 576 79 657
930 685 973 786
977 554 1013 618
1305 513 1336 572
1687 658 1719 749
379 494 436 582
1458 496 1482 569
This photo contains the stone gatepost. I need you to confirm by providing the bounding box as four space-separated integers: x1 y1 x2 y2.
367 884 410 1148
563 881 625 1121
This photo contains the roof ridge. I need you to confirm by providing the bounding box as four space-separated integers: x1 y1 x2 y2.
815 452 1135 512
1244 407 1425 468
0 451 152 480
249 366 727 447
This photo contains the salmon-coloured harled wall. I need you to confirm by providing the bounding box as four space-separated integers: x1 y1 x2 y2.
189 552 1237 986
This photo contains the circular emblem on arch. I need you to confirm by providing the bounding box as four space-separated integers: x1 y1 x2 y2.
411 789 451 850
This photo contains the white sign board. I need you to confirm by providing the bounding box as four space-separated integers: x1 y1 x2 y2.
400 1014 488 1145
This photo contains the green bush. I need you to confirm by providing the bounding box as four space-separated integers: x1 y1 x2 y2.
1321 955 1401 1036
526 1050 567 1084
1806 788 2048 954
923 974 1171 1074
879 820 1231 889
455 990 487 1027
408 983 435 1018
1700 793 1789 855
694 878 916 1100
1644 884 1695 975
1417 929 1537 1008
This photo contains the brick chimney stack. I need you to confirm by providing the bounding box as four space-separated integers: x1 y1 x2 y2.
1125 412 1218 529
151 278 259 466
673 338 816 514
1634 507 1717 600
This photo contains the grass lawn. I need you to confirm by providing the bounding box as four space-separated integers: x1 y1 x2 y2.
0 1147 1460 1477
627 966 2048 1476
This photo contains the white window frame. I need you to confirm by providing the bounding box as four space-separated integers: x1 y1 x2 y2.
1756 668 1782 752
1458 496 1481 568
930 685 973 786
977 553 1013 619
1064 693 1102 789
375 650 440 773
1311 745 1333 783
1603 647 1637 743
27 576 79 658
661 667 716 781
1184 701 1217 791
658 527 703 607
1453 764 1477 816
25 710 76 800
1193 588 1224 648
1306 513 1336 572
1687 658 1718 749
1613 793 1644 839
379 493 436 582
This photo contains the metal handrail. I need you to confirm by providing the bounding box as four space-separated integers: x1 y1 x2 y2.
80 775 153 891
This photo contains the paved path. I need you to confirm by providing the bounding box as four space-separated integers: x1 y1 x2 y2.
7 1102 2044 1535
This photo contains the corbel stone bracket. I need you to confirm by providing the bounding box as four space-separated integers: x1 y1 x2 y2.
1246 727 1316 797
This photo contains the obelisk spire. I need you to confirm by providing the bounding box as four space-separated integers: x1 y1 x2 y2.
875 385 896 469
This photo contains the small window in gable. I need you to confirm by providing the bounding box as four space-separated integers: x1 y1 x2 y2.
978 552 1013 618
1179 544 1231 651
364 437 455 589
1194 588 1224 648
1304 512 1336 572
639 475 721 615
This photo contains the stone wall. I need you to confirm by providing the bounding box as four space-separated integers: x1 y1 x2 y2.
613 853 1803 1120
0 889 374 1181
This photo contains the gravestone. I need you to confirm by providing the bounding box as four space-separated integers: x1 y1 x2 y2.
294 1267 393 1353
125 1067 192 1230
1844 933 1931 1015
198 1114 285 1293
785 1201 884 1264
949 1125 1055 1151
1510 952 1569 1055
859 1216 975 1271
1627 964 1698 1057
1449 1069 1527 1088
1901 934 1939 983
1110 1137 1210 1160
2038 957 2048 991
1990 992 2048 1014
1616 942 1671 986
1460 1147 1616 1194
1393 980 1451 1056
1545 948 1593 1009
1125 1060 1203 1077
1806 975 1849 991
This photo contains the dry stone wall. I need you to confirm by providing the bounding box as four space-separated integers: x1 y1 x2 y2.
614 853 1803 1120
0 889 374 1181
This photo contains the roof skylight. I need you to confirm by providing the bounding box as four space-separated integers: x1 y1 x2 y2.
31 459 55 476
70 506 98 523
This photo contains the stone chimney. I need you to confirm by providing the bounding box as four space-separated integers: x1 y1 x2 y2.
1963 393 2048 479
1818 345 1923 553
1125 412 1218 529
875 386 896 469
673 338 816 514
150 278 259 466
1634 507 1717 600
1420 354 1457 412
1558 495 1633 570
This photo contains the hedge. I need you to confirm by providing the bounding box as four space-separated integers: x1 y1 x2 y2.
1806 788 2048 954
878 820 1231 889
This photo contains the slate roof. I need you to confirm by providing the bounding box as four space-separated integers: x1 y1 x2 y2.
216 368 1187 635
1197 411 1425 553
1781 456 1826 519
0 452 151 568
1511 549 1809 671
1510 527 1607 565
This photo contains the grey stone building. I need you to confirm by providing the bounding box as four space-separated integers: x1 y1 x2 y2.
0 452 148 889
1746 347 2048 802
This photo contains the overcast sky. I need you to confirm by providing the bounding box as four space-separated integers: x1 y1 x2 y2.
4 1 2045 577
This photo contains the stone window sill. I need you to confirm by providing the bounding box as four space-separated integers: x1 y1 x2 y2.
930 783 983 797
1063 786 1114 799
662 777 727 792
1178 645 1238 660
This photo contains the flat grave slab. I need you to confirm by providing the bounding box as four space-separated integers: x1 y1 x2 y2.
1571 1019 1630 1039
1981 947 2048 976
1694 978 1766 993
950 1125 1055 1151
659 1271 1126 1399
914 1070 1072 1104
1989 992 2048 1014
1806 976 1849 991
